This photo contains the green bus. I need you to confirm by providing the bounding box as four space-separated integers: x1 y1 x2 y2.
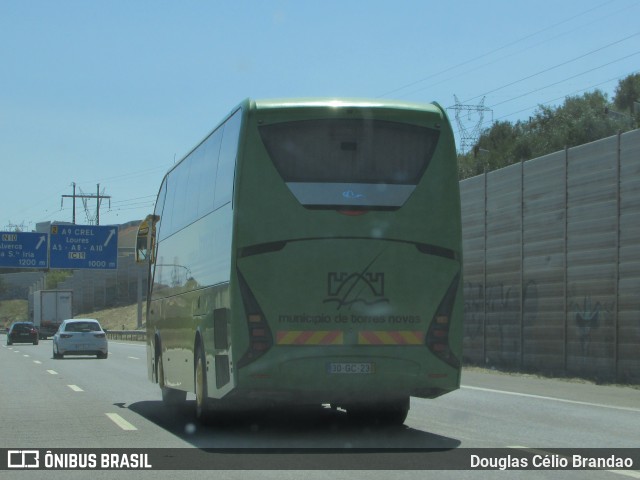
136 98 463 425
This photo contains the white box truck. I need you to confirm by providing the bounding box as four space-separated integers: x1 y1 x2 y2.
33 290 73 339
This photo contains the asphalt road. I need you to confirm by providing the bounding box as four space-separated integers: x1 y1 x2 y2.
1 335 638 480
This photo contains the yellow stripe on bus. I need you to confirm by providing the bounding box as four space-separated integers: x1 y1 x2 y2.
358 330 423 345
276 330 344 345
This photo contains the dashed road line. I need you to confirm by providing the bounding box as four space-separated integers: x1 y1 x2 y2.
67 385 84 392
46 370 58 375
128 356 140 360
106 413 137 431
33 360 42 364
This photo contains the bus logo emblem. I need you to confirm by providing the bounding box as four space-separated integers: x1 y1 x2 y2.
342 190 365 199
324 271 388 310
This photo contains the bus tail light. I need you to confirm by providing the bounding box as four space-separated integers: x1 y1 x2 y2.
252 342 270 352
426 273 461 369
337 210 368 216
251 328 267 337
237 271 273 368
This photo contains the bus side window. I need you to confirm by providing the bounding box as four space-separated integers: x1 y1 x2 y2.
197 127 223 217
215 109 242 209
154 177 167 242
162 172 177 237
170 155 193 234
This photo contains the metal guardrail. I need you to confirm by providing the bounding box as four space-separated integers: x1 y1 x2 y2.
106 330 146 342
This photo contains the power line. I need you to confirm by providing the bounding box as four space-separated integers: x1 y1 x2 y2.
76 163 171 185
462 31 640 105
377 0 618 99
488 51 640 109
390 2 639 101
4 162 169 227
109 194 157 206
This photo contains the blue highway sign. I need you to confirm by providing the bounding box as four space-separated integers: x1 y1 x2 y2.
49 225 118 270
0 231 49 268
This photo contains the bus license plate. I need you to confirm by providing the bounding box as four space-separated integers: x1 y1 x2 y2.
327 362 375 374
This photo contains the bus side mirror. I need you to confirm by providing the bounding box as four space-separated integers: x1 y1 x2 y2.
136 215 159 264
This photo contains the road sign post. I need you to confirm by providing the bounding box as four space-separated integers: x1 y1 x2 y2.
0 232 49 268
49 225 118 270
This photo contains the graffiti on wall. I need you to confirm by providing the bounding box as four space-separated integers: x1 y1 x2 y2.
463 279 539 364
570 295 615 358
573 295 600 357
465 287 617 364
463 282 484 341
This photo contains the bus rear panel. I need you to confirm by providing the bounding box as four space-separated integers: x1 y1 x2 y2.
230 99 462 409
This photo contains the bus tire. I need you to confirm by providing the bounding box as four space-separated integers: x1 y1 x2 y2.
195 345 213 424
158 353 186 407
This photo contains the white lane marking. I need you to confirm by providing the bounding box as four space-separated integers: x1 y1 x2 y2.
47 370 58 375
509 446 640 478
33 360 42 364
609 470 640 479
128 356 140 360
106 413 137 431
67 385 83 392
462 385 640 413
23 354 30 358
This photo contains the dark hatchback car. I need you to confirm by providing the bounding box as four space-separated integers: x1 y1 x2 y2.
6 322 39 346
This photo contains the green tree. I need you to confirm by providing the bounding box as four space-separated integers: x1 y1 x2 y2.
45 270 72 289
613 73 640 117
528 91 615 152
459 82 635 180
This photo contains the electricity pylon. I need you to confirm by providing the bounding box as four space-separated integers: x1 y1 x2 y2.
449 95 493 154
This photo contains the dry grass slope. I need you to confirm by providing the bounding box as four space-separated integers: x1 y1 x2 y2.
0 300 144 331
77 304 145 331
0 299 28 328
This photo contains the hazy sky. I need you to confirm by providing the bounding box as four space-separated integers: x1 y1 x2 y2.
1 0 638 229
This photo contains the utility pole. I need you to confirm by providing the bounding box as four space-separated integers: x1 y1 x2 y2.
61 183 111 225
62 182 77 223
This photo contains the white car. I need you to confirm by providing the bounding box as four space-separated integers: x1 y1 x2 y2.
53 319 108 359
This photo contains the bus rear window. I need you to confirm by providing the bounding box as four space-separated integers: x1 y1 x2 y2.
259 119 439 185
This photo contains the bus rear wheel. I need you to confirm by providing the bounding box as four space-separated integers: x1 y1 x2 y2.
195 346 214 423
